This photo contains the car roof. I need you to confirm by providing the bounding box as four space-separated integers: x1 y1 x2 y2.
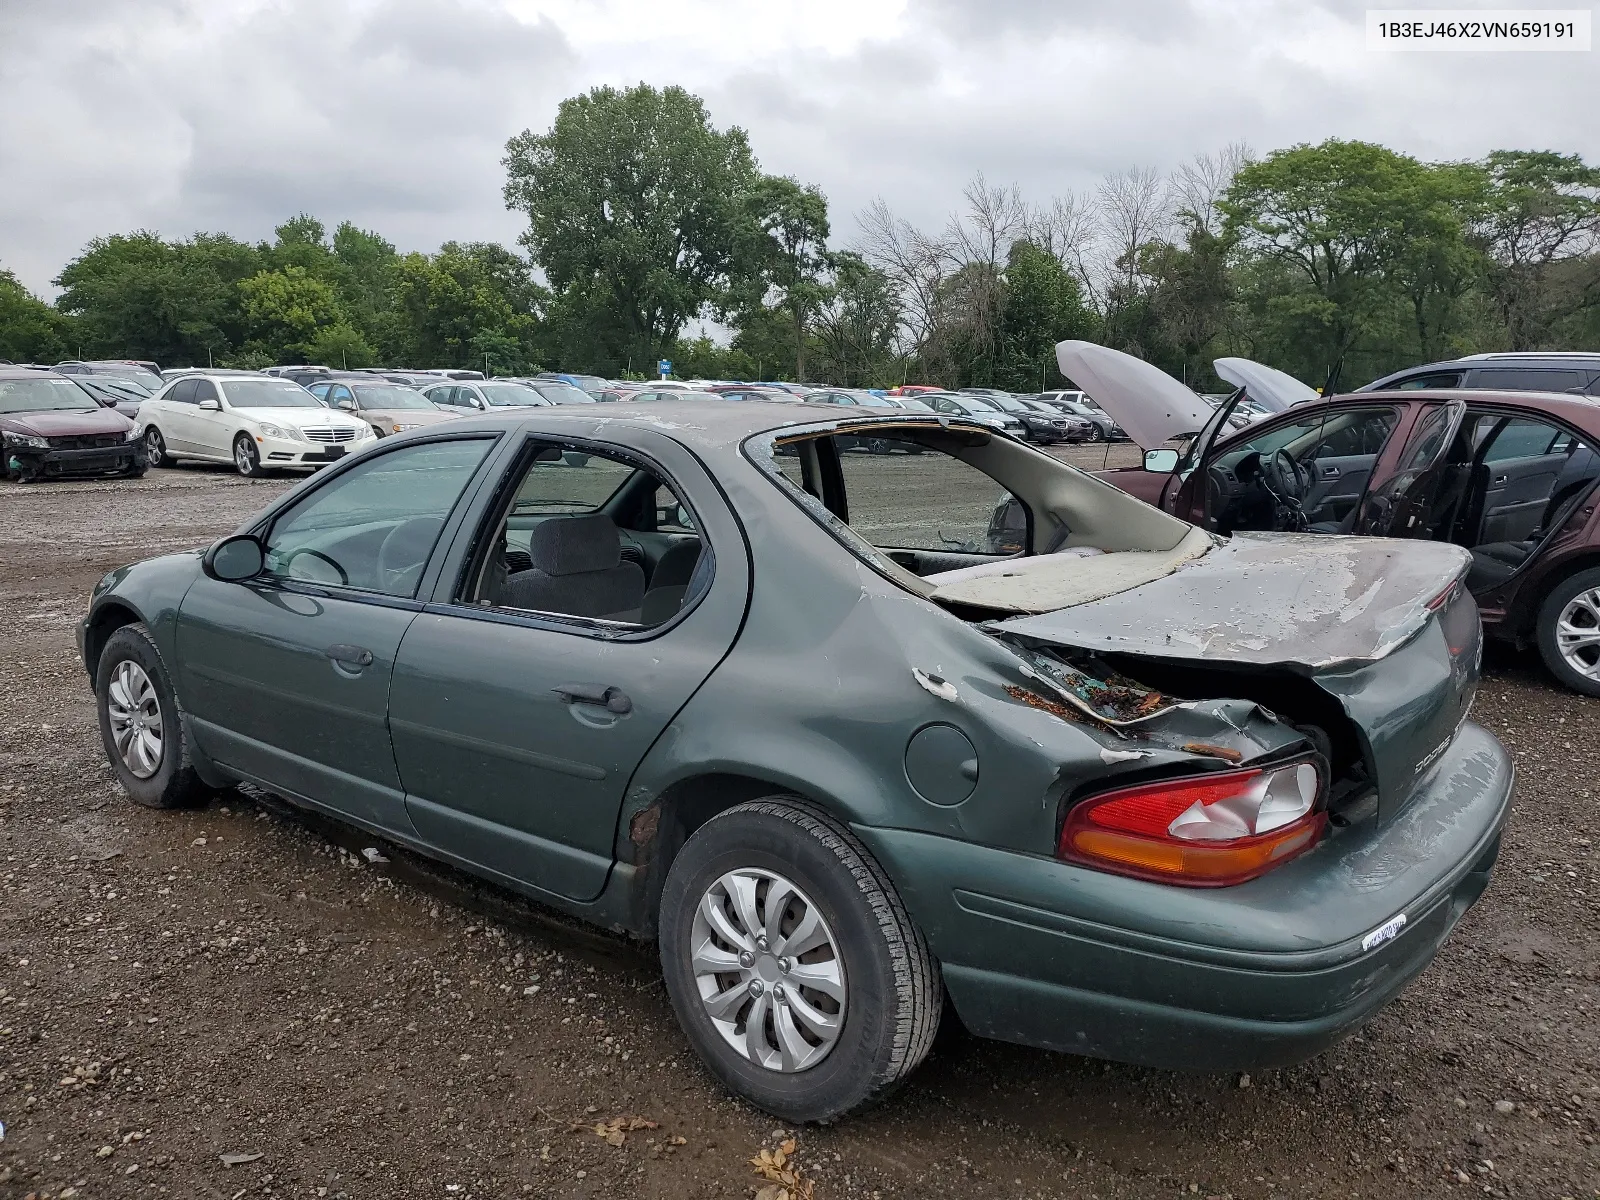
0 366 71 380
1297 387 1600 434
1364 353 1600 389
414 399 961 453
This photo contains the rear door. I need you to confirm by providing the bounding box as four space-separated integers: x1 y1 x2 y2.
189 379 231 456
388 426 750 903
155 378 202 452
1474 419 1572 542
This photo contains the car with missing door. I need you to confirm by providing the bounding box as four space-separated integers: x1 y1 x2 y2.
80 401 1510 1121
136 373 376 476
1065 341 1600 696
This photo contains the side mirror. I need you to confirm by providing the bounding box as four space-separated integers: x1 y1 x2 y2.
1143 448 1180 473
198 398 221 412
204 534 265 582
473 397 488 410
337 399 357 412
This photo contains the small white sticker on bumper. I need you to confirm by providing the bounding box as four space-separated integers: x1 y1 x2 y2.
1361 913 1408 952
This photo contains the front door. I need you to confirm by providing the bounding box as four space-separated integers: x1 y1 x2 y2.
177 436 498 832
388 429 749 902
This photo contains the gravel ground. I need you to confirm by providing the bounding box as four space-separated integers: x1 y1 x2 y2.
1 455 1596 1200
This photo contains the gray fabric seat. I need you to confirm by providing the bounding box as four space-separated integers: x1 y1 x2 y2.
640 540 702 625
502 514 645 622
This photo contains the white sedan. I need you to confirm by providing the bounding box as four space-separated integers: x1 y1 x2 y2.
137 374 375 477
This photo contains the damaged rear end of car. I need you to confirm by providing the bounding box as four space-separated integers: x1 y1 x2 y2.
737 413 1513 1072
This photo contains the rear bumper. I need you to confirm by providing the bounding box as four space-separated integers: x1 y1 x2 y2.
854 721 1512 1071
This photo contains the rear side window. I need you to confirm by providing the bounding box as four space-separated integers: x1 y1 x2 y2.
1393 372 1463 390
1467 368 1588 393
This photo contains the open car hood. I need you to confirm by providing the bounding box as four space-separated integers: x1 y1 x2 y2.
1056 340 1212 450
1213 357 1319 413
993 532 1471 670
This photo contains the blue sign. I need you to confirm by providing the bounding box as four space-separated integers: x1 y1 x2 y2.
657 359 672 376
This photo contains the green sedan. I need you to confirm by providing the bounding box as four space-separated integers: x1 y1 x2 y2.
79 402 1512 1122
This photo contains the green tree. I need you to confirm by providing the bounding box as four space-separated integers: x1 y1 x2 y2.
1221 140 1465 370
55 231 264 365
994 240 1097 391
810 252 902 387
0 268 73 362
237 265 345 362
503 83 759 372
734 176 832 380
1472 150 1600 349
391 242 544 373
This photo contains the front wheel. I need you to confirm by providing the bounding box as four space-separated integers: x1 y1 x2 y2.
144 427 170 467
659 798 941 1123
1536 567 1600 696
95 623 216 808
233 433 266 478
1085 425 1105 443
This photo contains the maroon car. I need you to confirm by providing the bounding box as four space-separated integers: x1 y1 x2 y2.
1055 344 1600 695
1 369 145 482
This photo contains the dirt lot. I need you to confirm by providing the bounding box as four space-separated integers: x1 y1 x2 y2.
1 456 1596 1200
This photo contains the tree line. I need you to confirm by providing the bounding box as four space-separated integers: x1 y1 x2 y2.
3 83 1598 390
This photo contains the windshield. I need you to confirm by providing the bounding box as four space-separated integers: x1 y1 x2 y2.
854 394 895 407
481 383 549 407
221 379 324 408
353 385 436 411
957 396 998 412
532 382 596 405
564 374 608 393
987 396 1029 412
0 377 101 414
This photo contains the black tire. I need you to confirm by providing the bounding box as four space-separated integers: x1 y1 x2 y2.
144 427 169 467
95 623 216 808
233 433 266 478
1086 425 1106 443
1535 566 1600 697
659 797 941 1123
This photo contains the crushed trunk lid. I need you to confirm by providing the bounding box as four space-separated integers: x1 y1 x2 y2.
993 532 1470 670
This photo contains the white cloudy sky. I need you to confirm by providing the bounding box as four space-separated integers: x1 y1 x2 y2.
1 0 1595 295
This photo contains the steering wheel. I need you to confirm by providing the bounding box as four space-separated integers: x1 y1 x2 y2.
282 547 348 586
1269 449 1309 502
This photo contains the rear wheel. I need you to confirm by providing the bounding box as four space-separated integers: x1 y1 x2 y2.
1536 567 1600 697
659 798 941 1123
233 433 266 478
95 624 216 808
144 427 169 467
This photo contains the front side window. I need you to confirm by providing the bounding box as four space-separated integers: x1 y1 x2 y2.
463 441 708 628
192 380 220 406
1393 371 1463 390
264 438 494 597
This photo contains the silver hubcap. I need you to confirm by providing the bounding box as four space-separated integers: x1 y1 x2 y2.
107 660 163 779
235 440 253 473
690 868 846 1073
146 430 162 459
1556 587 1600 680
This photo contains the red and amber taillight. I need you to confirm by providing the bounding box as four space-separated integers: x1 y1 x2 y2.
1058 759 1327 887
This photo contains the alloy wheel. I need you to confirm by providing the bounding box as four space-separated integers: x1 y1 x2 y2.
106 660 163 779
1556 587 1600 680
690 867 846 1073
145 428 165 465
234 436 257 476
